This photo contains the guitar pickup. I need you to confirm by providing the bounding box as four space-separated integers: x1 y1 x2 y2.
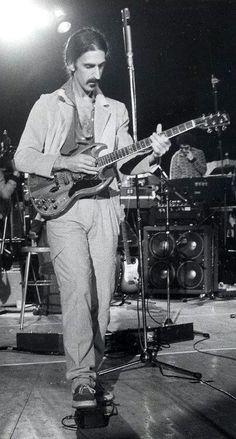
50 185 60 193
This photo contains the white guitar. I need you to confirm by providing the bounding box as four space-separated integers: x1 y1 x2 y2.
120 206 139 294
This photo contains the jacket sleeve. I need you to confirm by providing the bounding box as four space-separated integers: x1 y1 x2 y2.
14 96 58 178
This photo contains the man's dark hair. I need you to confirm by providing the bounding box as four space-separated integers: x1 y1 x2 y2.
64 27 109 70
176 132 196 148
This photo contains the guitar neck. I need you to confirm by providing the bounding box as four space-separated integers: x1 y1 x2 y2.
120 221 131 264
97 119 196 168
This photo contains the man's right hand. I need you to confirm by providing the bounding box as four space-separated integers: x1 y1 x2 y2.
53 154 98 175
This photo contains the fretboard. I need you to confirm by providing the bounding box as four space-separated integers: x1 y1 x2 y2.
121 220 131 264
97 119 196 169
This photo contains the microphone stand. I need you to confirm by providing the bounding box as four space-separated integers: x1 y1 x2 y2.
98 8 202 382
211 75 224 172
121 7 149 359
211 74 227 247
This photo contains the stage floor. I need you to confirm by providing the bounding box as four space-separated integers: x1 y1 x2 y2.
0 294 236 439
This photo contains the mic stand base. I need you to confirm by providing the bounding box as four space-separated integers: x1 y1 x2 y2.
98 346 202 381
164 317 173 325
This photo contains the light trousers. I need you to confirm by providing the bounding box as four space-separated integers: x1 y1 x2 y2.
46 197 120 391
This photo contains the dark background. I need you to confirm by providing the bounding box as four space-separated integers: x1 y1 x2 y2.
0 0 236 175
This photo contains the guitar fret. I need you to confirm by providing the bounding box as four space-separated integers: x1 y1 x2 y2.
164 120 194 138
178 124 187 132
165 129 173 138
109 152 116 162
117 149 123 159
172 126 180 135
98 156 104 167
97 157 103 166
124 146 129 156
139 140 145 149
186 120 194 129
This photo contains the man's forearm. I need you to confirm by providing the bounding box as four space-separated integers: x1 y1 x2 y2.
53 155 71 171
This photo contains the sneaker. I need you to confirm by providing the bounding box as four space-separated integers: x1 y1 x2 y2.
72 384 97 409
95 381 114 403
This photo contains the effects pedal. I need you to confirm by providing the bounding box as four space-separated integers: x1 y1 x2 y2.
74 400 117 429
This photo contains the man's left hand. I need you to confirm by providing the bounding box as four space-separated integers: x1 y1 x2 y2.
150 124 171 160
186 150 194 161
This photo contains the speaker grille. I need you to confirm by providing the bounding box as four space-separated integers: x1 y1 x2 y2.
176 231 204 259
177 261 204 289
143 225 218 296
149 232 175 259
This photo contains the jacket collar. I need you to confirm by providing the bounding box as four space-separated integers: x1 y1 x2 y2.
58 78 111 142
58 78 110 108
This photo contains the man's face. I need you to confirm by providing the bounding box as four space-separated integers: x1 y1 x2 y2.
72 50 106 95
180 144 191 155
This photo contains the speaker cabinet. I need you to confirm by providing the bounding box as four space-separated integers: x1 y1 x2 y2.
143 225 218 297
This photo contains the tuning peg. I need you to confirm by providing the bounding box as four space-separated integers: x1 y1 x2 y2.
222 125 227 131
207 128 213 133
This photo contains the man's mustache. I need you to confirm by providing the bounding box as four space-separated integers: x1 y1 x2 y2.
87 79 99 84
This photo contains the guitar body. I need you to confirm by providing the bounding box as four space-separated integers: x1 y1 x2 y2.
121 257 139 293
28 143 114 219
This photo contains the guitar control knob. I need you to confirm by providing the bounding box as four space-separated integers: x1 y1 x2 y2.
53 205 58 209
43 206 48 210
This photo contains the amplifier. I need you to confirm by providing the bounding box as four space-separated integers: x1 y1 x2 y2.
120 186 156 209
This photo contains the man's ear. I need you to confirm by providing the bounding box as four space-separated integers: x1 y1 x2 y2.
68 63 75 73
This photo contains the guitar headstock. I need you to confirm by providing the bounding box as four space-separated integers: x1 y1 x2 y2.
196 111 230 133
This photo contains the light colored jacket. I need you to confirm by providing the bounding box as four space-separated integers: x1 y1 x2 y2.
14 86 153 190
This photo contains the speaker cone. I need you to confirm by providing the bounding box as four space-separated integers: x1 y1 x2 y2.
176 231 203 260
149 232 175 259
149 261 175 288
177 260 203 289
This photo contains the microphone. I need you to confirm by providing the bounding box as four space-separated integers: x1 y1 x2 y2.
121 8 133 68
211 74 220 90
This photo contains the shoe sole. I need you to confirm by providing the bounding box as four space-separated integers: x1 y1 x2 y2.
72 400 97 409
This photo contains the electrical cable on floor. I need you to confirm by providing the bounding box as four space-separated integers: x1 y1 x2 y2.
194 336 236 361
199 379 236 401
61 415 77 430
136 293 145 351
146 298 163 325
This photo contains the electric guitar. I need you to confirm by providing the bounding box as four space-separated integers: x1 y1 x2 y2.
120 205 139 293
27 112 230 219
